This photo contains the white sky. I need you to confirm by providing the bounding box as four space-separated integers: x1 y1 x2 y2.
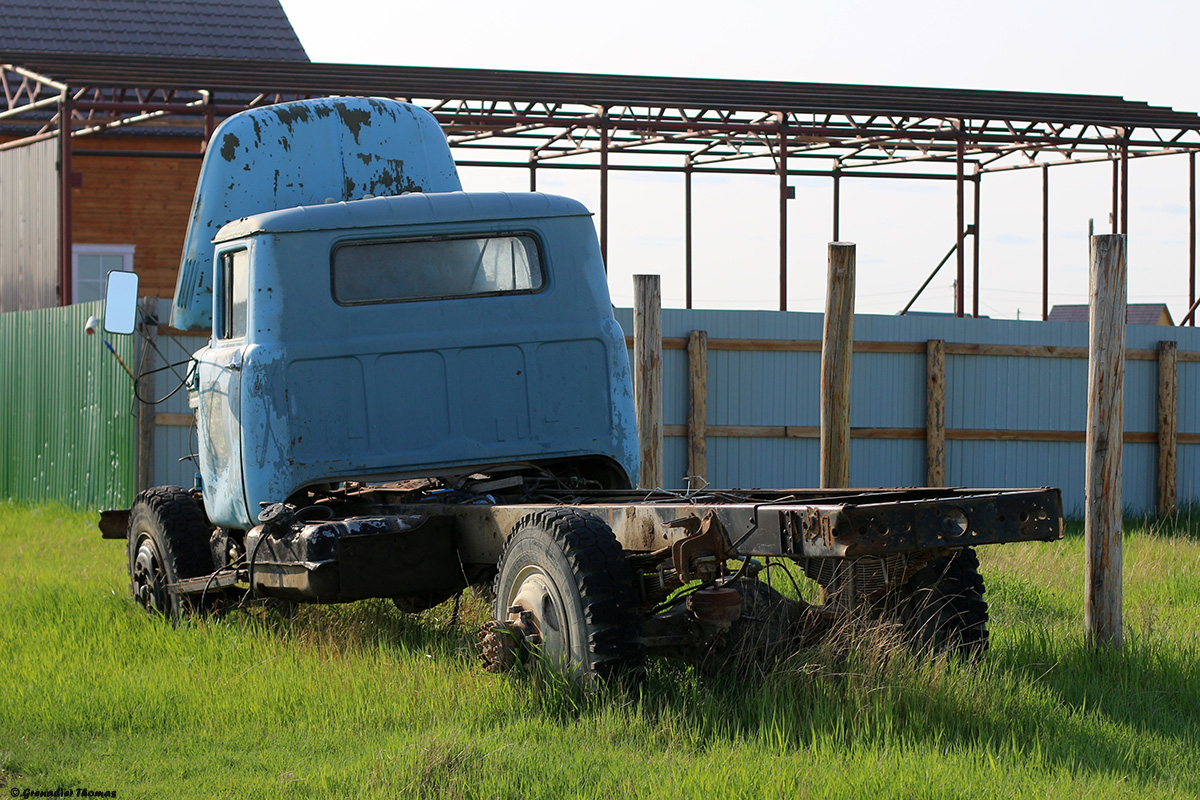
279 0 1200 320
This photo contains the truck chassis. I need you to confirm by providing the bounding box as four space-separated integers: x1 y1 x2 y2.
105 481 1062 680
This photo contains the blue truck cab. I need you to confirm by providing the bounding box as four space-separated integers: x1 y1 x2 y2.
196 191 638 529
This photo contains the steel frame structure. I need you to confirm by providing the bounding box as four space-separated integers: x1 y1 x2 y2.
4 52 1200 320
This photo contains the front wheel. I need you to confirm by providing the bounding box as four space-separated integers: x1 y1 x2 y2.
485 509 644 682
127 486 214 618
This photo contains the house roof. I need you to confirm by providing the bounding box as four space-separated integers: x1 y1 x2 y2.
1047 303 1174 325
0 0 307 61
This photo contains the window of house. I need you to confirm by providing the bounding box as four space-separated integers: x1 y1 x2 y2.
73 244 135 304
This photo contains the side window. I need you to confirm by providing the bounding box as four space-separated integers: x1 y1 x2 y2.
220 250 249 340
332 234 543 305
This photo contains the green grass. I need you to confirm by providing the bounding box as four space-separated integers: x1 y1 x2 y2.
1 502 1198 799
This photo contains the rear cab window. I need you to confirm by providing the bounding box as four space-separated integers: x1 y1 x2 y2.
332 233 543 305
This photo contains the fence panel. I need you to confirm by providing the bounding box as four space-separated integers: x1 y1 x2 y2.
614 307 1200 515
0 300 136 507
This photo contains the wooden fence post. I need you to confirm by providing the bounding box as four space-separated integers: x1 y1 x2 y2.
136 296 157 495
633 275 663 489
926 339 946 486
1157 340 1178 517
1085 234 1126 648
687 330 708 484
821 242 855 488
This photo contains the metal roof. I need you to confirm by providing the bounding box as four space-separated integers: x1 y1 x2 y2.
1048 303 1174 325
1 51 1196 129
4 50 1197 318
0 1 307 61
5 51 1200 179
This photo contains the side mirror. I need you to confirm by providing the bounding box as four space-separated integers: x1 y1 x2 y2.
103 271 140 335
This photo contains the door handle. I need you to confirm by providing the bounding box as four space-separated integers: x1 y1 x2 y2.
225 350 243 371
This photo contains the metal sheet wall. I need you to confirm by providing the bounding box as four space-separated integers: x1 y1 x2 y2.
0 300 136 507
614 307 1200 514
0 139 59 313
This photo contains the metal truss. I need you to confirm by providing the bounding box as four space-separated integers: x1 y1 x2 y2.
3 55 1199 318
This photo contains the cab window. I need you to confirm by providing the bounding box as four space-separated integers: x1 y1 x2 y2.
332 234 543 305
219 250 248 339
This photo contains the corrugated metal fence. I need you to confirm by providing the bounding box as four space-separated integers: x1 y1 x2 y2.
614 308 1200 515
0 300 136 507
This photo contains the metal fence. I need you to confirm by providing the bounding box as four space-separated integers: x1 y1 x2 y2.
614 308 1200 515
5 301 1195 516
0 300 136 507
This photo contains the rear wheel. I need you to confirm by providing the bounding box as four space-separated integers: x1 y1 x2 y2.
895 547 989 658
485 509 643 682
127 486 214 618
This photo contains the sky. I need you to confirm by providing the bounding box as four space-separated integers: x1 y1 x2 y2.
278 0 1200 320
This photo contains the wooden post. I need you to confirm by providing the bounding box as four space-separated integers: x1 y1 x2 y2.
687 330 708 484
1157 340 1178 517
633 275 663 489
926 339 946 486
1085 234 1126 648
821 242 855 488
136 296 158 495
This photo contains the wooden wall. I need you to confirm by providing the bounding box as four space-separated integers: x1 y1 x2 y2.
71 135 203 301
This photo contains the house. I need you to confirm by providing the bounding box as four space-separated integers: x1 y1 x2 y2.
0 0 307 313
1047 303 1175 326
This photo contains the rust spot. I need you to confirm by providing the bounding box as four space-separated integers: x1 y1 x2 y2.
220 133 240 162
270 104 312 127
337 106 372 144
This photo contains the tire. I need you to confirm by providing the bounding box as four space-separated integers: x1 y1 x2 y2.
896 547 989 658
492 508 644 682
127 485 214 618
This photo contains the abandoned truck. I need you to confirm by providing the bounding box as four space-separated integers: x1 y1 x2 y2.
99 97 1062 679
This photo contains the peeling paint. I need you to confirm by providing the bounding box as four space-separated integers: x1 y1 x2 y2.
337 106 372 144
220 133 240 162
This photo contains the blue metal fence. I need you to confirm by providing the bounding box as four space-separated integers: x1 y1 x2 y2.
614 307 1200 515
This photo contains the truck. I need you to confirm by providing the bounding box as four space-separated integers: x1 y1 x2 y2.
99 97 1063 680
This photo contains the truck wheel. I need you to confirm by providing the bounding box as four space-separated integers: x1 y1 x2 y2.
896 547 989 658
127 486 214 618
488 509 644 682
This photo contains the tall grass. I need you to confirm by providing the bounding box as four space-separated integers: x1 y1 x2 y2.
1 501 1197 799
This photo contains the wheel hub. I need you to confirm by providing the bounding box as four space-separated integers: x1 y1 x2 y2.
478 565 574 673
131 536 168 613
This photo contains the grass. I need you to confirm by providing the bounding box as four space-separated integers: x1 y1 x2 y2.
0 502 1198 799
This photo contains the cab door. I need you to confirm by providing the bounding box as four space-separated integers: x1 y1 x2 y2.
196 247 252 529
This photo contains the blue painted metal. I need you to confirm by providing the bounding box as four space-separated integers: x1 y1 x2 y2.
194 190 636 530
171 97 462 331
